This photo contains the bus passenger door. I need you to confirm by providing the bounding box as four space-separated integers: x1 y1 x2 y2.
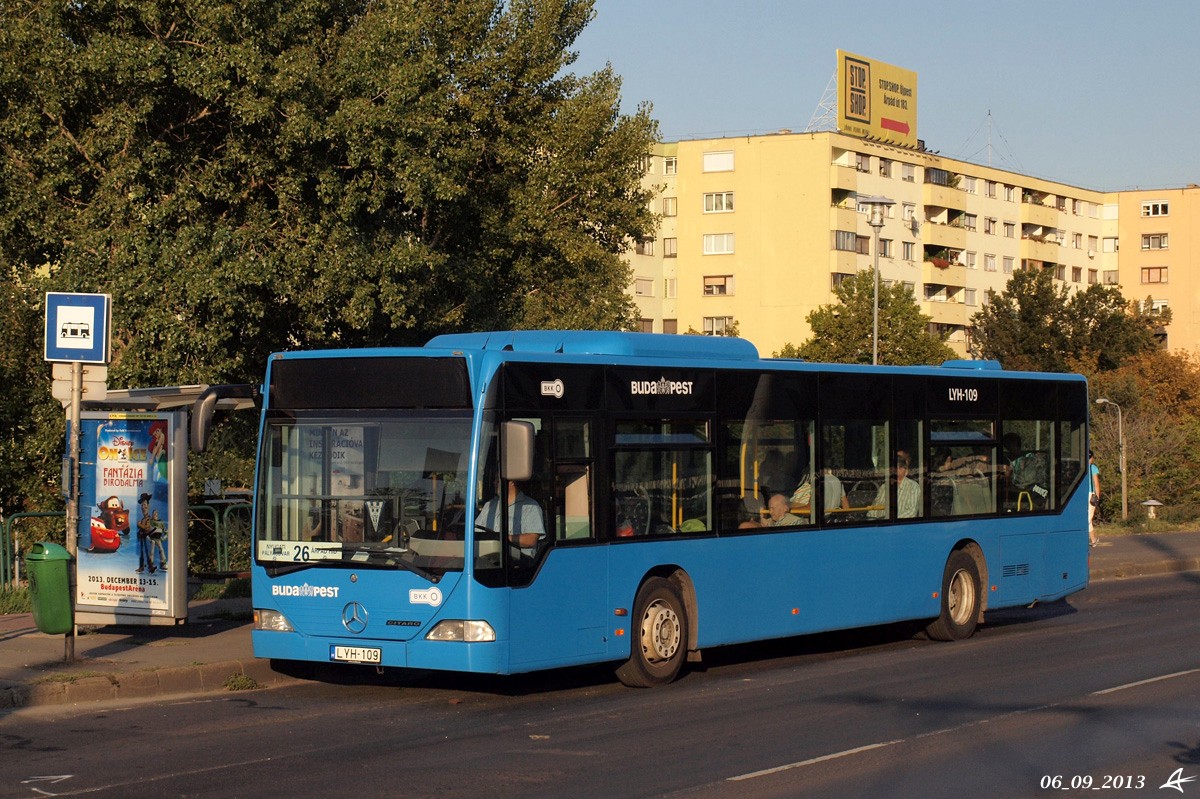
508 418 609 669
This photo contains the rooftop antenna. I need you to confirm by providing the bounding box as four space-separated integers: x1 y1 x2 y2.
804 71 839 133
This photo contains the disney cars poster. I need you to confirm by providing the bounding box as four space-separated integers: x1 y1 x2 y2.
76 412 186 620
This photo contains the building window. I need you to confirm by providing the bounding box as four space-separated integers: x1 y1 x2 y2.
639 318 654 333
703 316 734 336
984 217 996 235
703 233 735 255
831 272 854 289
1141 266 1168 284
1088 269 1098 285
1152 299 1169 314
964 288 977 305
1072 233 1082 249
664 278 677 299
702 151 734 172
1103 237 1118 253
902 241 915 261
1141 201 1169 217
663 197 677 216
902 163 915 182
902 281 915 294
963 214 978 231
663 156 677 176
984 253 997 272
986 181 997 198
879 158 892 177
703 192 734 213
635 238 654 256
1072 266 1082 283
1003 222 1015 238
663 237 678 258
925 167 953 186
1055 264 1066 281
1088 235 1098 252
703 275 734 296
834 230 857 252
1103 270 1119 285
963 176 976 194
1142 233 1169 250
663 318 678 334
634 277 654 296
879 239 893 257
963 251 977 269
855 153 870 172
903 203 915 222
856 235 870 255
1004 185 1015 202
1003 256 1015 274
638 155 651 173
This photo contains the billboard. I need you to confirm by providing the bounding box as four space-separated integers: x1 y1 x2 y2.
837 50 918 148
75 411 188 623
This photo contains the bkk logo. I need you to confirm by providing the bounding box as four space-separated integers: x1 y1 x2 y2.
409 587 443 607
631 377 694 396
540 379 565 399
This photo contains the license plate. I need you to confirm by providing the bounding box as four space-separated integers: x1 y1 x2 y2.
330 645 382 664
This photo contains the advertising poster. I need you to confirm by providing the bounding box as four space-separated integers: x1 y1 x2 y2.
76 412 181 616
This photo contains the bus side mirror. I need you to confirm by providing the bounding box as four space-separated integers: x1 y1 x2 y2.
501 421 535 482
190 384 260 453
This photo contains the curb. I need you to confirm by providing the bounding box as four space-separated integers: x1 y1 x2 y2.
1090 556 1200 582
0 658 300 711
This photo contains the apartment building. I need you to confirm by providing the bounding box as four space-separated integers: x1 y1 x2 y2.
627 130 1125 357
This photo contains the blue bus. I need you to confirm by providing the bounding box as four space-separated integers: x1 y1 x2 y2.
193 331 1090 687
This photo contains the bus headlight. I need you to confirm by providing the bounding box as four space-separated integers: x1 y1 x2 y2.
254 608 295 632
426 620 496 642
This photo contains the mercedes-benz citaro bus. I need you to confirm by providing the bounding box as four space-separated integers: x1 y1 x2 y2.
192 331 1090 687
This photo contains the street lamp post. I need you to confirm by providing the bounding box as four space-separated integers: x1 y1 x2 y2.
1095 397 1128 520
860 195 895 366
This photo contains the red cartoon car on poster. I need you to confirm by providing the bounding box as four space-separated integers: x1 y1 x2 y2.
88 516 121 552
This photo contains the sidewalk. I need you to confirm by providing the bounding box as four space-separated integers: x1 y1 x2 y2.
3 531 1200 711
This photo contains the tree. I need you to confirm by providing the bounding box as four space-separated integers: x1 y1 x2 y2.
779 271 957 365
0 0 657 507
971 269 1167 372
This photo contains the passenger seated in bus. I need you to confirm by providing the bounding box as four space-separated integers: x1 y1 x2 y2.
869 451 921 518
475 480 546 556
766 494 802 527
789 469 849 515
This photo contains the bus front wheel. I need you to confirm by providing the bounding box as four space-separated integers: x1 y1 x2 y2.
925 550 981 641
616 577 687 687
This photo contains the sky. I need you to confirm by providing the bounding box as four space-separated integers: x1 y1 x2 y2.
571 0 1199 192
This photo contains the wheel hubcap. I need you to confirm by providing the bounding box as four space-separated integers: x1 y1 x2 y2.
947 568 976 626
642 600 681 662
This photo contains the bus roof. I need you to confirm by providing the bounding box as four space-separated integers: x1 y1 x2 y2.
426 331 760 361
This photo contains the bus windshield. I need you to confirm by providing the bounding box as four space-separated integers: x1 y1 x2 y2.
256 412 472 576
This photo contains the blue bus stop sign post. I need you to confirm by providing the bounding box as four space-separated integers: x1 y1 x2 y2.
43 292 111 661
44 292 111 364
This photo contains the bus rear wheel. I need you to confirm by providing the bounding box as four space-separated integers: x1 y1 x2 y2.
616 577 687 687
925 550 981 641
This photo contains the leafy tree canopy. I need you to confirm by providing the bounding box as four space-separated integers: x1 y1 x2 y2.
0 0 658 514
779 271 957 365
971 269 1168 372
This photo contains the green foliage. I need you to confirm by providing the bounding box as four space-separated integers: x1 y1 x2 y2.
0 0 656 512
971 269 1168 372
784 271 957 365
0 585 32 615
1088 350 1200 517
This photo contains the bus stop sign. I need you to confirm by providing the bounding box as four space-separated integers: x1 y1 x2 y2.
44 292 111 364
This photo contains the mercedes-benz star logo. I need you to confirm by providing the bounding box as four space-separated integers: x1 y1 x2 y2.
341 602 368 634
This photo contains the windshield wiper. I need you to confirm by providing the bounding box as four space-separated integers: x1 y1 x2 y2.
341 544 439 582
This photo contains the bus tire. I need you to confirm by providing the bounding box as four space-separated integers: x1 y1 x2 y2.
925 550 981 642
616 577 687 687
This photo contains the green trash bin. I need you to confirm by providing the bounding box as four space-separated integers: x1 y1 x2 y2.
26 542 73 635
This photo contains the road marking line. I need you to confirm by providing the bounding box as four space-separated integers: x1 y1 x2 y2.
728 740 904 781
1092 668 1200 696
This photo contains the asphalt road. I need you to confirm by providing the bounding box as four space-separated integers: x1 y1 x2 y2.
2 572 1199 799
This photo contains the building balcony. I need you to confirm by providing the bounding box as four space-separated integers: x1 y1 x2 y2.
831 164 859 191
1020 200 1059 227
830 249 860 275
924 222 968 250
1020 236 1060 263
829 204 859 231
922 182 964 211
923 299 971 326
922 260 968 287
